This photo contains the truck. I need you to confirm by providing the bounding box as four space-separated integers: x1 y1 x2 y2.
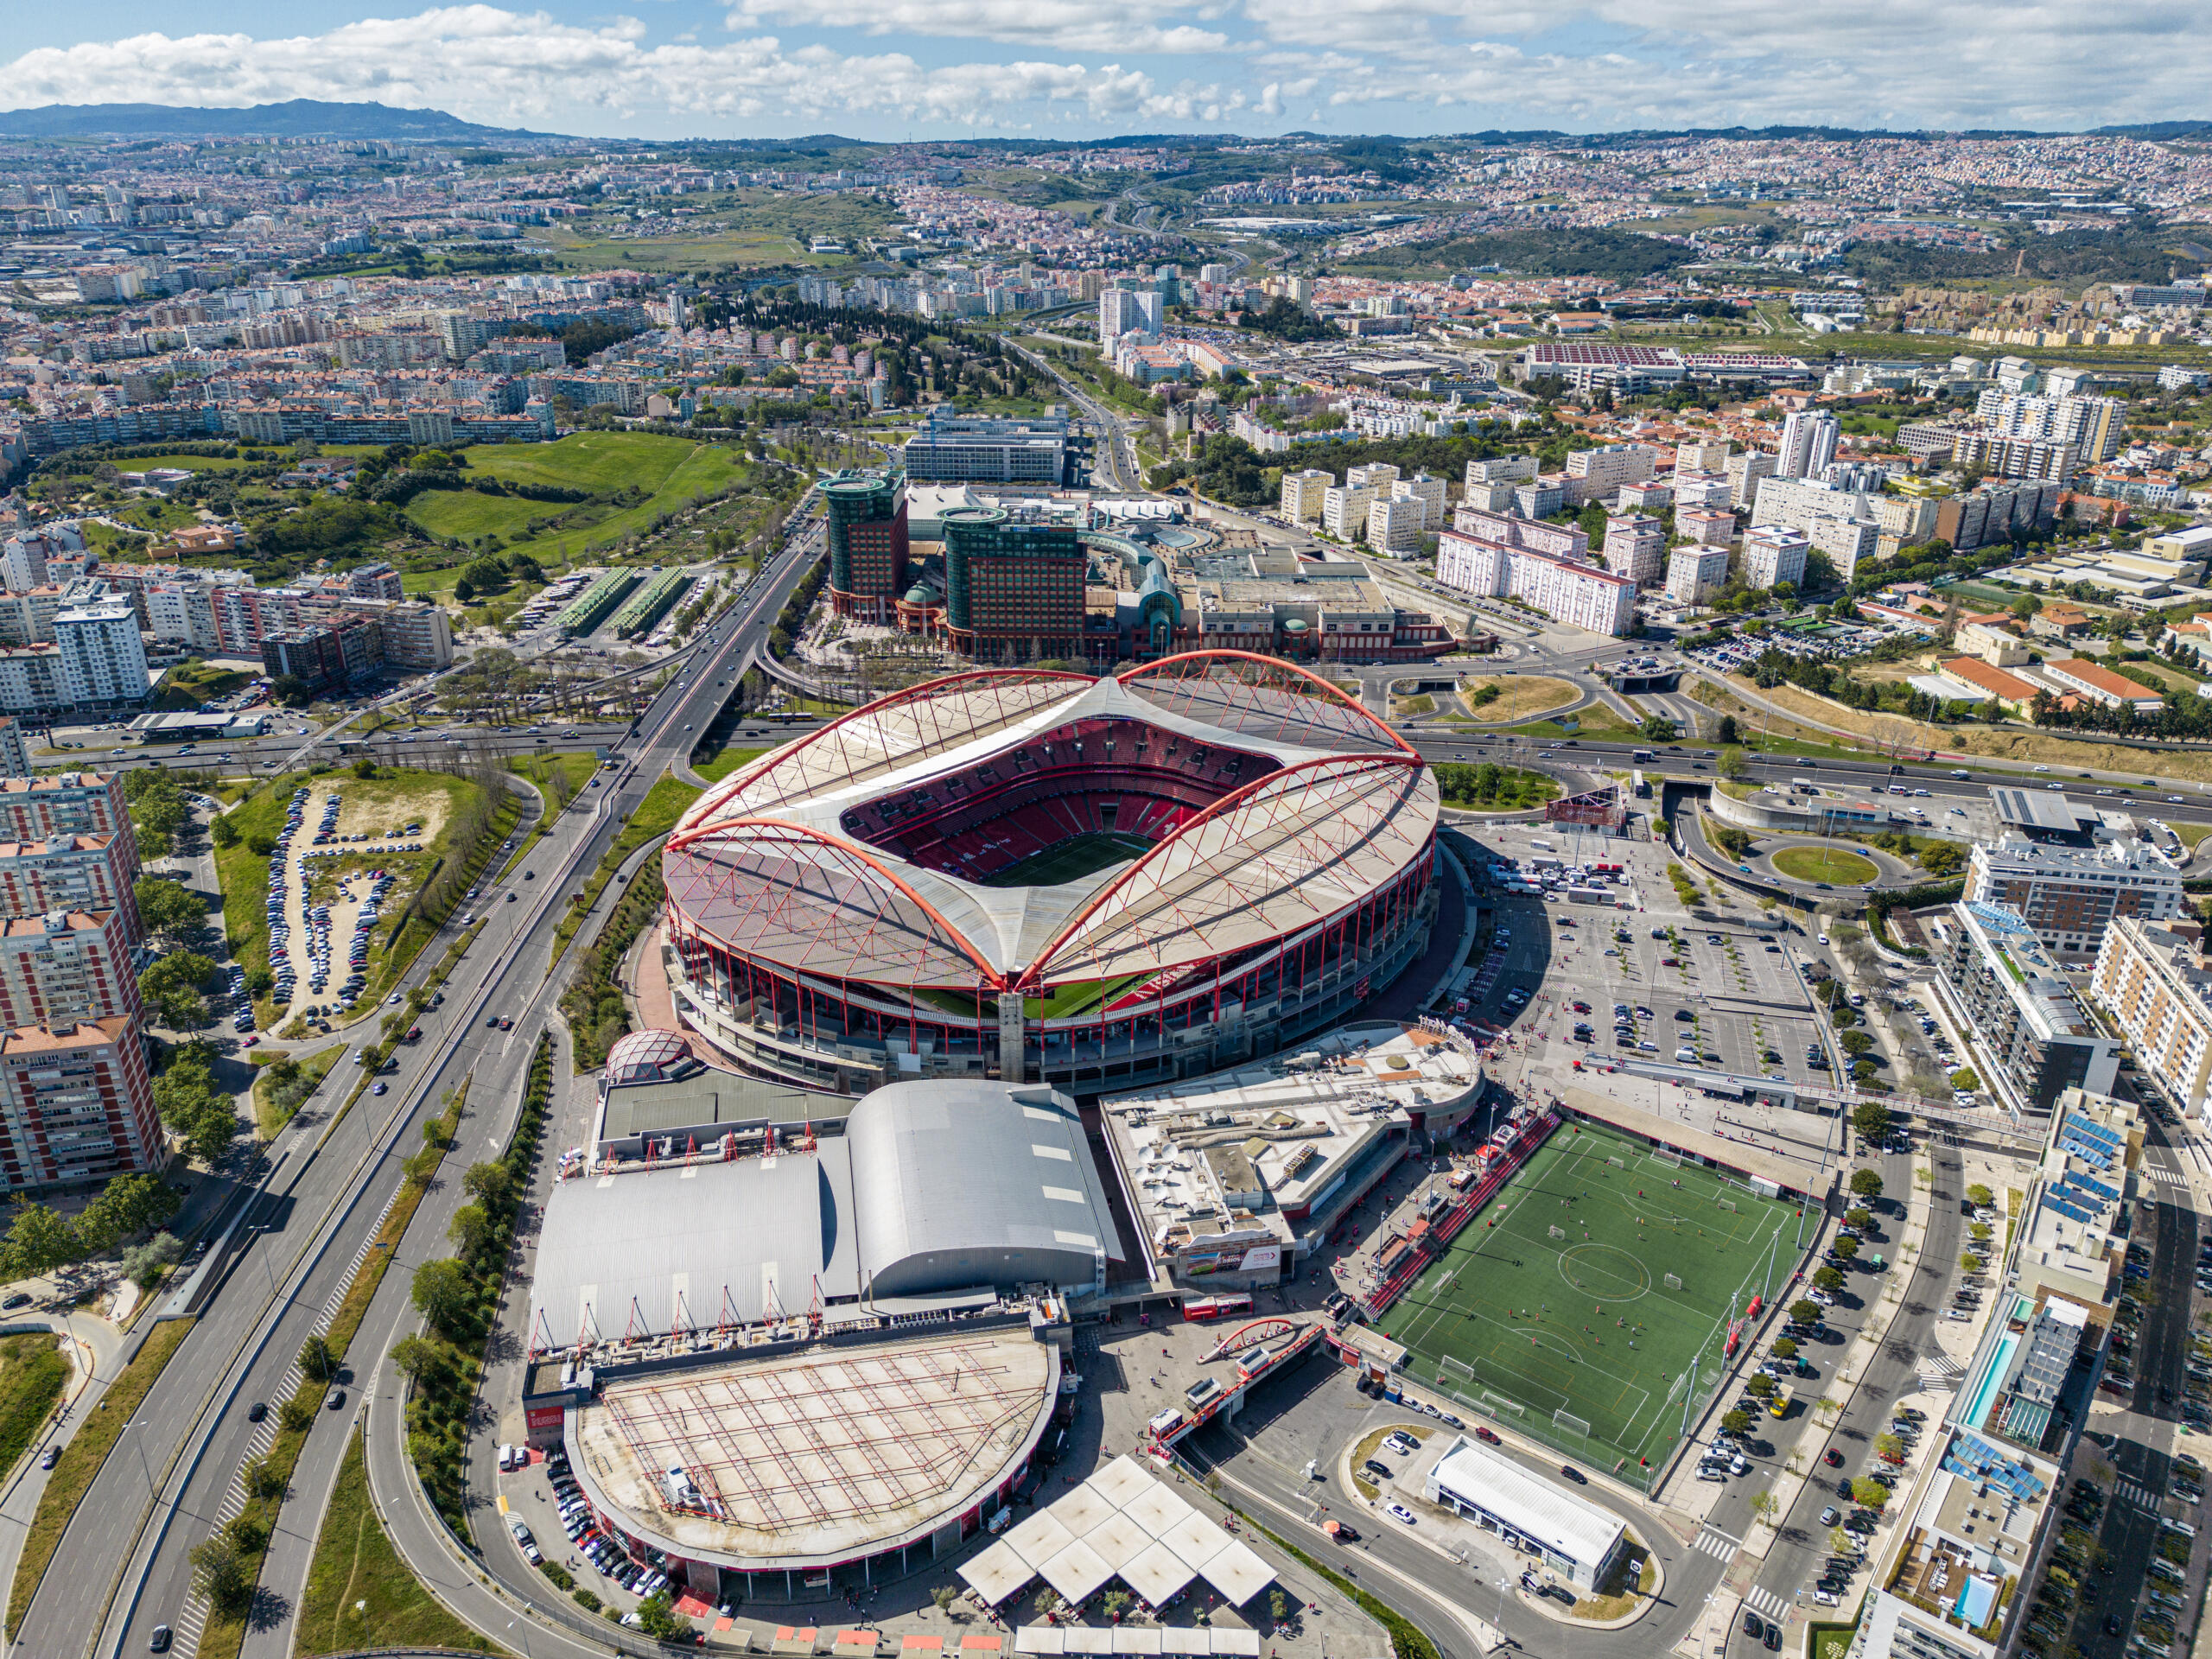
1768 1382 1794 1419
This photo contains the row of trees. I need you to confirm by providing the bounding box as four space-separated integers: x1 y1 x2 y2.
0 1173 179 1285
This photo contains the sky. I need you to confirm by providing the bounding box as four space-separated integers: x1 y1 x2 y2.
2 1 2209 142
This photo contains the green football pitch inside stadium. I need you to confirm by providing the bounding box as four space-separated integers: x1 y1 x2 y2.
1379 1120 1801 1484
978 832 1155 888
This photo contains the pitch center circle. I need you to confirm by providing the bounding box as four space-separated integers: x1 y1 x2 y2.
1558 1243 1651 1300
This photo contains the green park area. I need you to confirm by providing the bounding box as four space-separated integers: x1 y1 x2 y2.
1770 845 1882 886
1380 1121 1797 1486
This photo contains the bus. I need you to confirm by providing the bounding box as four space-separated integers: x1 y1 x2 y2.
1183 1294 1254 1323
1630 748 1655 762
1768 1382 1794 1419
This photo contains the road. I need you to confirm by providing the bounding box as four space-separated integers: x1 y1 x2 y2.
22 533 828 1659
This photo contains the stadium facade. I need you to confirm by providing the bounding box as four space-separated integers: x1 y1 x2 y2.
661 652 1440 1098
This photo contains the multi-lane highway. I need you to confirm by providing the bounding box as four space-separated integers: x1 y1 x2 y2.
16 537 827 1659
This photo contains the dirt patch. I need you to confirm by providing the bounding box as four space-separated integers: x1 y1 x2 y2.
1460 675 1580 722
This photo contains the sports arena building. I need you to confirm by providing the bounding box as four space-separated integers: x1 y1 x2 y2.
660 653 1440 1098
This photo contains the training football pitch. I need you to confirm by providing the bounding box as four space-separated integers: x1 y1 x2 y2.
1379 1120 1799 1484
980 831 1155 888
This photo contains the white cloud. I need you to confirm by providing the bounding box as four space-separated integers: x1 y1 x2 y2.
1 0 2209 135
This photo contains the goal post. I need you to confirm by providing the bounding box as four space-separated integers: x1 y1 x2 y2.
1716 1197 1738 1212
1549 1224 1567 1240
1652 1147 1684 1168
1663 1272 1683 1290
1553 1408 1592 1440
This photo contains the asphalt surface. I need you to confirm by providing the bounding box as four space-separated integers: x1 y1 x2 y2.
18 537 826 1659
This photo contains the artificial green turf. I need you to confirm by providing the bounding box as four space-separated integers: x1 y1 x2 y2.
977 830 1154 889
1379 1121 1799 1484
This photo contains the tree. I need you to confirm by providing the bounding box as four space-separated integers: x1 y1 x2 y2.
1875 1433 1904 1462
190 1531 251 1615
244 1454 288 1502
1961 1252 1985 1273
208 814 239 849
410 1257 474 1338
298 1333 335 1382
0 1204 83 1280
391 1335 444 1382
1773 1337 1798 1359
74 1173 179 1252
1840 1030 1875 1057
134 879 204 940
1790 1300 1821 1325
141 951 214 1009
1813 1266 1844 1293
1640 715 1678 742
635 1590 689 1640
1851 1477 1889 1510
1751 1491 1780 1527
1967 1183 1993 1207
1850 1168 1884 1201
270 675 315 709
1722 1408 1752 1436
1718 747 1750 781
931 1586 960 1617
1950 1067 1980 1091
1833 1236 1859 1262
1747 1374 1775 1398
1846 1207 1872 1230
1853 1101 1894 1141
120 1231 181 1288
1716 715 1740 745
448 1204 493 1262
461 1161 512 1211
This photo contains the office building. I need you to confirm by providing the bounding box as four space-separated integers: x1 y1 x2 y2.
1279 469 1332 524
1776 410 1840 480
52 599 149 711
0 909 142 1031
901 412 1090 487
822 472 911 624
0 837 141 945
1602 515 1666 587
1740 525 1809 591
2040 658 2164 714
1436 510 1636 637
1967 830 2183 957
1929 901 2121 1114
938 508 1087 659
2091 917 2212 1118
0 1015 162 1194
1665 545 1731 606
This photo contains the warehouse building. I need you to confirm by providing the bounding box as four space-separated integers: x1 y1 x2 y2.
1422 1435 1628 1586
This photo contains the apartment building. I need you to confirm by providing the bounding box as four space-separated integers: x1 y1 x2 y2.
1322 484 1376 541
1392 473 1447 525
1725 450 1776 508
1279 468 1332 523
1974 390 2125 463
1935 482 2063 552
1948 430 2079 485
0 774 128 858
1561 442 1657 505
52 599 150 710
1465 456 1535 489
1675 438 1732 474
1665 545 1731 605
1601 514 1667 587
2090 917 2212 1116
1741 524 1809 591
1677 507 1736 548
1437 509 1636 636
0 588 66 647
1776 410 1839 480
0 721 29 780
1854 1088 2126 1659
0 909 142 1031
1929 901 2121 1114
1673 471 1734 511
0 1015 162 1194
0 836 141 945
1366 497 1427 553
1967 831 2183 957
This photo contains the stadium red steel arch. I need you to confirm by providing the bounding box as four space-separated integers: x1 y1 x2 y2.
664 815 1009 989
1199 1316 1303 1364
697 665 1095 816
1016 751 1427 991
1117 649 1419 757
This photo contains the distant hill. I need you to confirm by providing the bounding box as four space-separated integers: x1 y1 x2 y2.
0 99 564 142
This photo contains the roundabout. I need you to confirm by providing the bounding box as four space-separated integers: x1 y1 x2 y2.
1767 844 1881 887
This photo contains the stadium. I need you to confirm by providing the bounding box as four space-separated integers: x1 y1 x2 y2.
662 652 1440 1097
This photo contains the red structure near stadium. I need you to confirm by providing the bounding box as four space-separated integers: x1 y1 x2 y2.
660 652 1441 1099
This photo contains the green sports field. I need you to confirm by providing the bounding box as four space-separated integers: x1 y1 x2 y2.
978 831 1154 888
1379 1120 1799 1485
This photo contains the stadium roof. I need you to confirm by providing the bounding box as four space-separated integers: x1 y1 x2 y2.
531 1079 1119 1349
665 657 1437 991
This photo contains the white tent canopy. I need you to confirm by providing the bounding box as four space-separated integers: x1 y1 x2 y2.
1040 1539 1116 1606
1198 1542 1274 1607
1120 1540 1198 1607
957 1539 1036 1608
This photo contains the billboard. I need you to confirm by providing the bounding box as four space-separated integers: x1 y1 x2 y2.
1238 1244 1283 1273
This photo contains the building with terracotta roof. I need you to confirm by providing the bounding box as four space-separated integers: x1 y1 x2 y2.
0 836 140 944
0 1015 159 1193
0 910 141 1030
0 773 129 871
2041 658 2164 715
1937 657 2040 712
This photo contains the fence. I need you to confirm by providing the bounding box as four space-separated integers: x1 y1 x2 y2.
1432 1372 1657 1491
1358 1111 1560 1319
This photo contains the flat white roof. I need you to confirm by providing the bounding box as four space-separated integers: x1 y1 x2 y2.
1430 1436 1626 1568
958 1539 1036 1607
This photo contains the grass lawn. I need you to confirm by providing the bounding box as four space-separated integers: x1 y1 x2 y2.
508 749 600 808
402 488 548 544
8 1319 194 1639
152 659 258 711
549 772 703 963
979 831 1153 889
296 1431 499 1657
1461 676 1581 722
690 744 770 785
1770 846 1882 885
1504 706 1638 741
250 1046 342 1140
1378 1122 1796 1487
0 1334 67 1479
467 430 701 495
1433 764 1561 811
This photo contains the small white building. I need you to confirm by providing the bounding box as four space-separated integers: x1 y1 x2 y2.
1423 1435 1629 1586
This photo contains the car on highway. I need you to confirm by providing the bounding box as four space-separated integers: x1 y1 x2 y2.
1 1294 29 1311
1559 1464 1586 1483
1825 1447 1844 1466
248 1402 267 1422
39 1446 55 1470
148 1629 171 1653
326 1387 346 1409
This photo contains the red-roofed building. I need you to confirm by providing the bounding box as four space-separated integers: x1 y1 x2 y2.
2043 658 2165 714
0 1015 160 1192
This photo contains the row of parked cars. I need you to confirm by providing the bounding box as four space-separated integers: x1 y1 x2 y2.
543 1445 675 1610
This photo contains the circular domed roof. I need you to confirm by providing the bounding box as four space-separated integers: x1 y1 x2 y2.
906 583 941 605
604 1028 692 1085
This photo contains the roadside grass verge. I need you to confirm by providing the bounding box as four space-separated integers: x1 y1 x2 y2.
250 1046 343 1141
8 1318 194 1638
689 743 769 785
0 1334 69 1480
547 772 702 966
295 1430 498 1656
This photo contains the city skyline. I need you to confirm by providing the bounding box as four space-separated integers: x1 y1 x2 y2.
4 0 2212 142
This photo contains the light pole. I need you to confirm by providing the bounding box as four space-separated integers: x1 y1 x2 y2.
123 1417 155 1499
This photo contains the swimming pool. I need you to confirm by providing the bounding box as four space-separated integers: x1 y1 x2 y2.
1960 1330 2018 1433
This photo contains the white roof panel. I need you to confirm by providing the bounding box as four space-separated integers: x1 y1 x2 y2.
1062 1629 1115 1655
1002 1510 1077 1569
957 1541 1036 1607
1113 1632 1163 1655
1087 1511 1153 1573
1197 1541 1274 1607
1428 1437 1626 1570
1039 1540 1116 1606
1084 1454 1156 1511
1014 1629 1065 1655
1121 1482 1197 1540
1210 1630 1262 1656
1155 1510 1231 1570
1120 1540 1198 1608
1049 1484 1116 1537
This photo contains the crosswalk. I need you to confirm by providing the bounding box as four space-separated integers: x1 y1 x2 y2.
2144 1166 2190 1189
1745 1586 1792 1620
2117 1477 2162 1508
1917 1354 1963 1391
167 1177 408 1658
1694 1526 1742 1560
